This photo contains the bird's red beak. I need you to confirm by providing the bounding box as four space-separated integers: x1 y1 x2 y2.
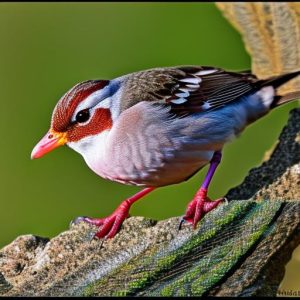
31 130 67 159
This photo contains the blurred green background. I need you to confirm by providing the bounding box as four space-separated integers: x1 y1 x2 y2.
0 2 298 291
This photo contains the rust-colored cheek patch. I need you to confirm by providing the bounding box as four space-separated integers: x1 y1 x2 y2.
67 108 113 142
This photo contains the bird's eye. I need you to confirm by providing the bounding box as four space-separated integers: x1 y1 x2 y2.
75 109 90 123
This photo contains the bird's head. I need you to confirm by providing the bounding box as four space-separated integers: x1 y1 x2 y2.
31 79 119 159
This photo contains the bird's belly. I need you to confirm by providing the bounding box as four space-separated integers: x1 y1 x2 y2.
87 148 214 187
79 101 235 188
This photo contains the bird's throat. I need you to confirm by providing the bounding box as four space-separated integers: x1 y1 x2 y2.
67 130 110 172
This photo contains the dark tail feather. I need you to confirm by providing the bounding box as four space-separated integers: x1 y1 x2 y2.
258 70 300 89
271 91 300 108
256 70 300 108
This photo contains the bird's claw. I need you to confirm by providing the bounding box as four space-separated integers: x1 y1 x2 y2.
90 234 107 248
223 197 229 205
178 217 186 231
181 188 224 229
72 207 129 239
69 216 88 228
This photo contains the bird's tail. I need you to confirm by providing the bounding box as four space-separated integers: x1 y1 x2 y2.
259 70 300 90
256 70 300 108
271 91 300 108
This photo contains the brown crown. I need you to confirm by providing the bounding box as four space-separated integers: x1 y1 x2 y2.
51 80 109 132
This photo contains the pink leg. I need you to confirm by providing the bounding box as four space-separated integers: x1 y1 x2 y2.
74 187 155 239
181 151 224 228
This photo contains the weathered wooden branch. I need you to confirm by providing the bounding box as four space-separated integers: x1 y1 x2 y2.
0 108 299 297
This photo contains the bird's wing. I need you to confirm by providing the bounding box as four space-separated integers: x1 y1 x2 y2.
122 66 259 117
156 66 259 116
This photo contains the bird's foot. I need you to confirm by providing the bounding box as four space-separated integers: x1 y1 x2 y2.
179 188 223 229
72 200 130 239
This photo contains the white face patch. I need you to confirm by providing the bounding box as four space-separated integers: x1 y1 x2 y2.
71 80 121 124
71 89 110 123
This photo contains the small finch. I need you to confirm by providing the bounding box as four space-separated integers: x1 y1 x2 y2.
31 66 300 239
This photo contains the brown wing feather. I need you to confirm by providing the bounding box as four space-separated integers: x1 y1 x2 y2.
154 66 259 116
121 66 260 116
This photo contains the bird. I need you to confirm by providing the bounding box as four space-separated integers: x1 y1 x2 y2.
31 65 300 239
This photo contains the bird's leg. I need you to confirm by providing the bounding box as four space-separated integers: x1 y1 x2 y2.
181 151 224 228
75 187 155 239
